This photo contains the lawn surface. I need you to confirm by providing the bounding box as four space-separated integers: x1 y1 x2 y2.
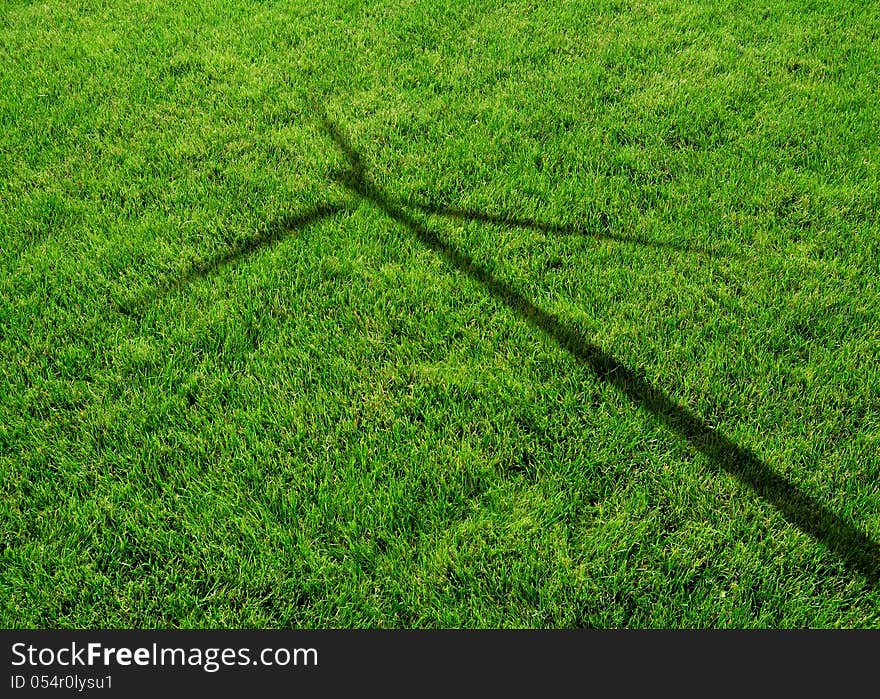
2 0 879 627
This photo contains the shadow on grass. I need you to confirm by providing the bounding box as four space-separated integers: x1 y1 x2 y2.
122 108 880 583
119 204 346 312
318 111 880 584
412 204 718 257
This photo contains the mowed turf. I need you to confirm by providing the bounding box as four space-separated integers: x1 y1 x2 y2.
2 0 879 627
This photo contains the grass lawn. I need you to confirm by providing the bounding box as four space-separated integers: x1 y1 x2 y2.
2 0 879 627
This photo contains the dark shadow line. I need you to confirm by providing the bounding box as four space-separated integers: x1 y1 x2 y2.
118 204 345 313
319 112 880 583
412 204 720 257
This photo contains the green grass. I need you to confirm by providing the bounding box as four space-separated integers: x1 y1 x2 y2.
2 0 879 627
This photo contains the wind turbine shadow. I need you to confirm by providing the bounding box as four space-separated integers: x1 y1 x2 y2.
318 110 880 584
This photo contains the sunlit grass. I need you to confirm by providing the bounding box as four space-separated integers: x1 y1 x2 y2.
2 0 879 627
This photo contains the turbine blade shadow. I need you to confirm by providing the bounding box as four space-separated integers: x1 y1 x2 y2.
119 203 345 313
413 204 720 257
